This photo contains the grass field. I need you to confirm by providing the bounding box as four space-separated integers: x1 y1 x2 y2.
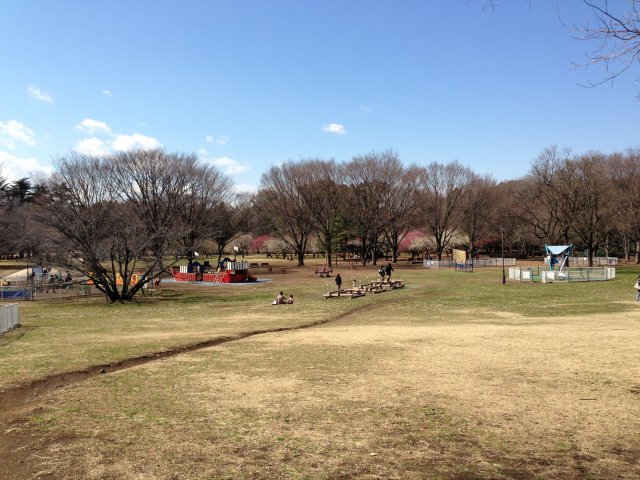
1 260 640 479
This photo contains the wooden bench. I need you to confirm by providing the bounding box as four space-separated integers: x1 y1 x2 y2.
323 288 365 299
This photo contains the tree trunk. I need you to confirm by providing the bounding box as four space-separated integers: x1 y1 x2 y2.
623 234 630 261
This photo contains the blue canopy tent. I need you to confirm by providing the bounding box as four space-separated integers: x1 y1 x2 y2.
545 244 573 272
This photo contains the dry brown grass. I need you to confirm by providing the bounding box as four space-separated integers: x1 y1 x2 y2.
3 262 640 479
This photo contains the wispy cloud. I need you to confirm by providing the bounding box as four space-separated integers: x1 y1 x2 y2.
27 85 54 103
207 156 248 175
112 133 162 152
0 151 53 181
360 105 373 114
0 120 36 149
102 89 112 96
75 118 112 135
322 123 346 135
75 137 110 156
205 134 230 145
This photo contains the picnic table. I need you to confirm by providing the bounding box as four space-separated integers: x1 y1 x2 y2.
315 267 333 278
323 288 365 299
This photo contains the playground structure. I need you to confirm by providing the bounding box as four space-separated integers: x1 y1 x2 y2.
545 245 573 272
170 258 257 284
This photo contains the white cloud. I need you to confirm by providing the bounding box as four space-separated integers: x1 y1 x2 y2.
102 89 112 96
74 137 110 156
205 134 230 145
0 151 53 181
112 133 162 152
0 120 36 149
233 182 258 194
208 156 248 175
322 123 346 135
75 118 112 135
197 147 208 156
27 85 53 103
360 105 373 114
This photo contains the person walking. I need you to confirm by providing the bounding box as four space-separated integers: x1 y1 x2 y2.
335 273 343 291
635 275 640 302
385 263 394 282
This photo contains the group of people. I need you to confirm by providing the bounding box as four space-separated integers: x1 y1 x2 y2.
378 263 394 283
46 271 73 293
272 291 294 305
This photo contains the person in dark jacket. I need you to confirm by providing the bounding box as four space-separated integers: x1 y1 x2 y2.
385 263 394 282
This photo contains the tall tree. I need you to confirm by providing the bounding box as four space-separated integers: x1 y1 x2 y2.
110 149 226 277
210 194 255 262
259 162 315 266
554 152 613 266
419 161 472 260
293 159 344 267
383 164 421 263
609 148 640 262
36 150 231 302
342 151 398 265
460 173 498 260
513 146 573 244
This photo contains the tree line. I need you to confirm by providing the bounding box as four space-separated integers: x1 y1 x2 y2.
0 146 638 301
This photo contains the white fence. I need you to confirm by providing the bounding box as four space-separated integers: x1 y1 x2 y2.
508 267 535 282
0 303 20 334
509 267 616 283
541 267 616 283
425 258 516 269
569 256 618 266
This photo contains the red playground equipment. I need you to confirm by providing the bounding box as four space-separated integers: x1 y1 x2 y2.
170 258 257 284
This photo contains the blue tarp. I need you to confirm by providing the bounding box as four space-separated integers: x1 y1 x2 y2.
546 245 572 255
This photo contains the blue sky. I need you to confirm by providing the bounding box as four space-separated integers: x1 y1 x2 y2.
1 1 638 192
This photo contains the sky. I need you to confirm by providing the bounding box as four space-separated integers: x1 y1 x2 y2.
1 1 638 193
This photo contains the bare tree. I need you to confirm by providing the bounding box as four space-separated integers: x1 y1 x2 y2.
259 162 315 266
293 159 344 267
210 193 255 262
36 150 232 302
342 151 398 265
383 164 422 263
418 161 472 260
172 162 234 266
554 151 613 266
513 146 573 244
459 173 498 260
609 148 640 262
35 154 154 301
574 0 640 87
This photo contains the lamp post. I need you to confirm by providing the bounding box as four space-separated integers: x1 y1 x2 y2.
500 228 505 285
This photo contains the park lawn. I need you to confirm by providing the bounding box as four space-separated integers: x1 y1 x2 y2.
0 276 359 388
3 264 640 479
